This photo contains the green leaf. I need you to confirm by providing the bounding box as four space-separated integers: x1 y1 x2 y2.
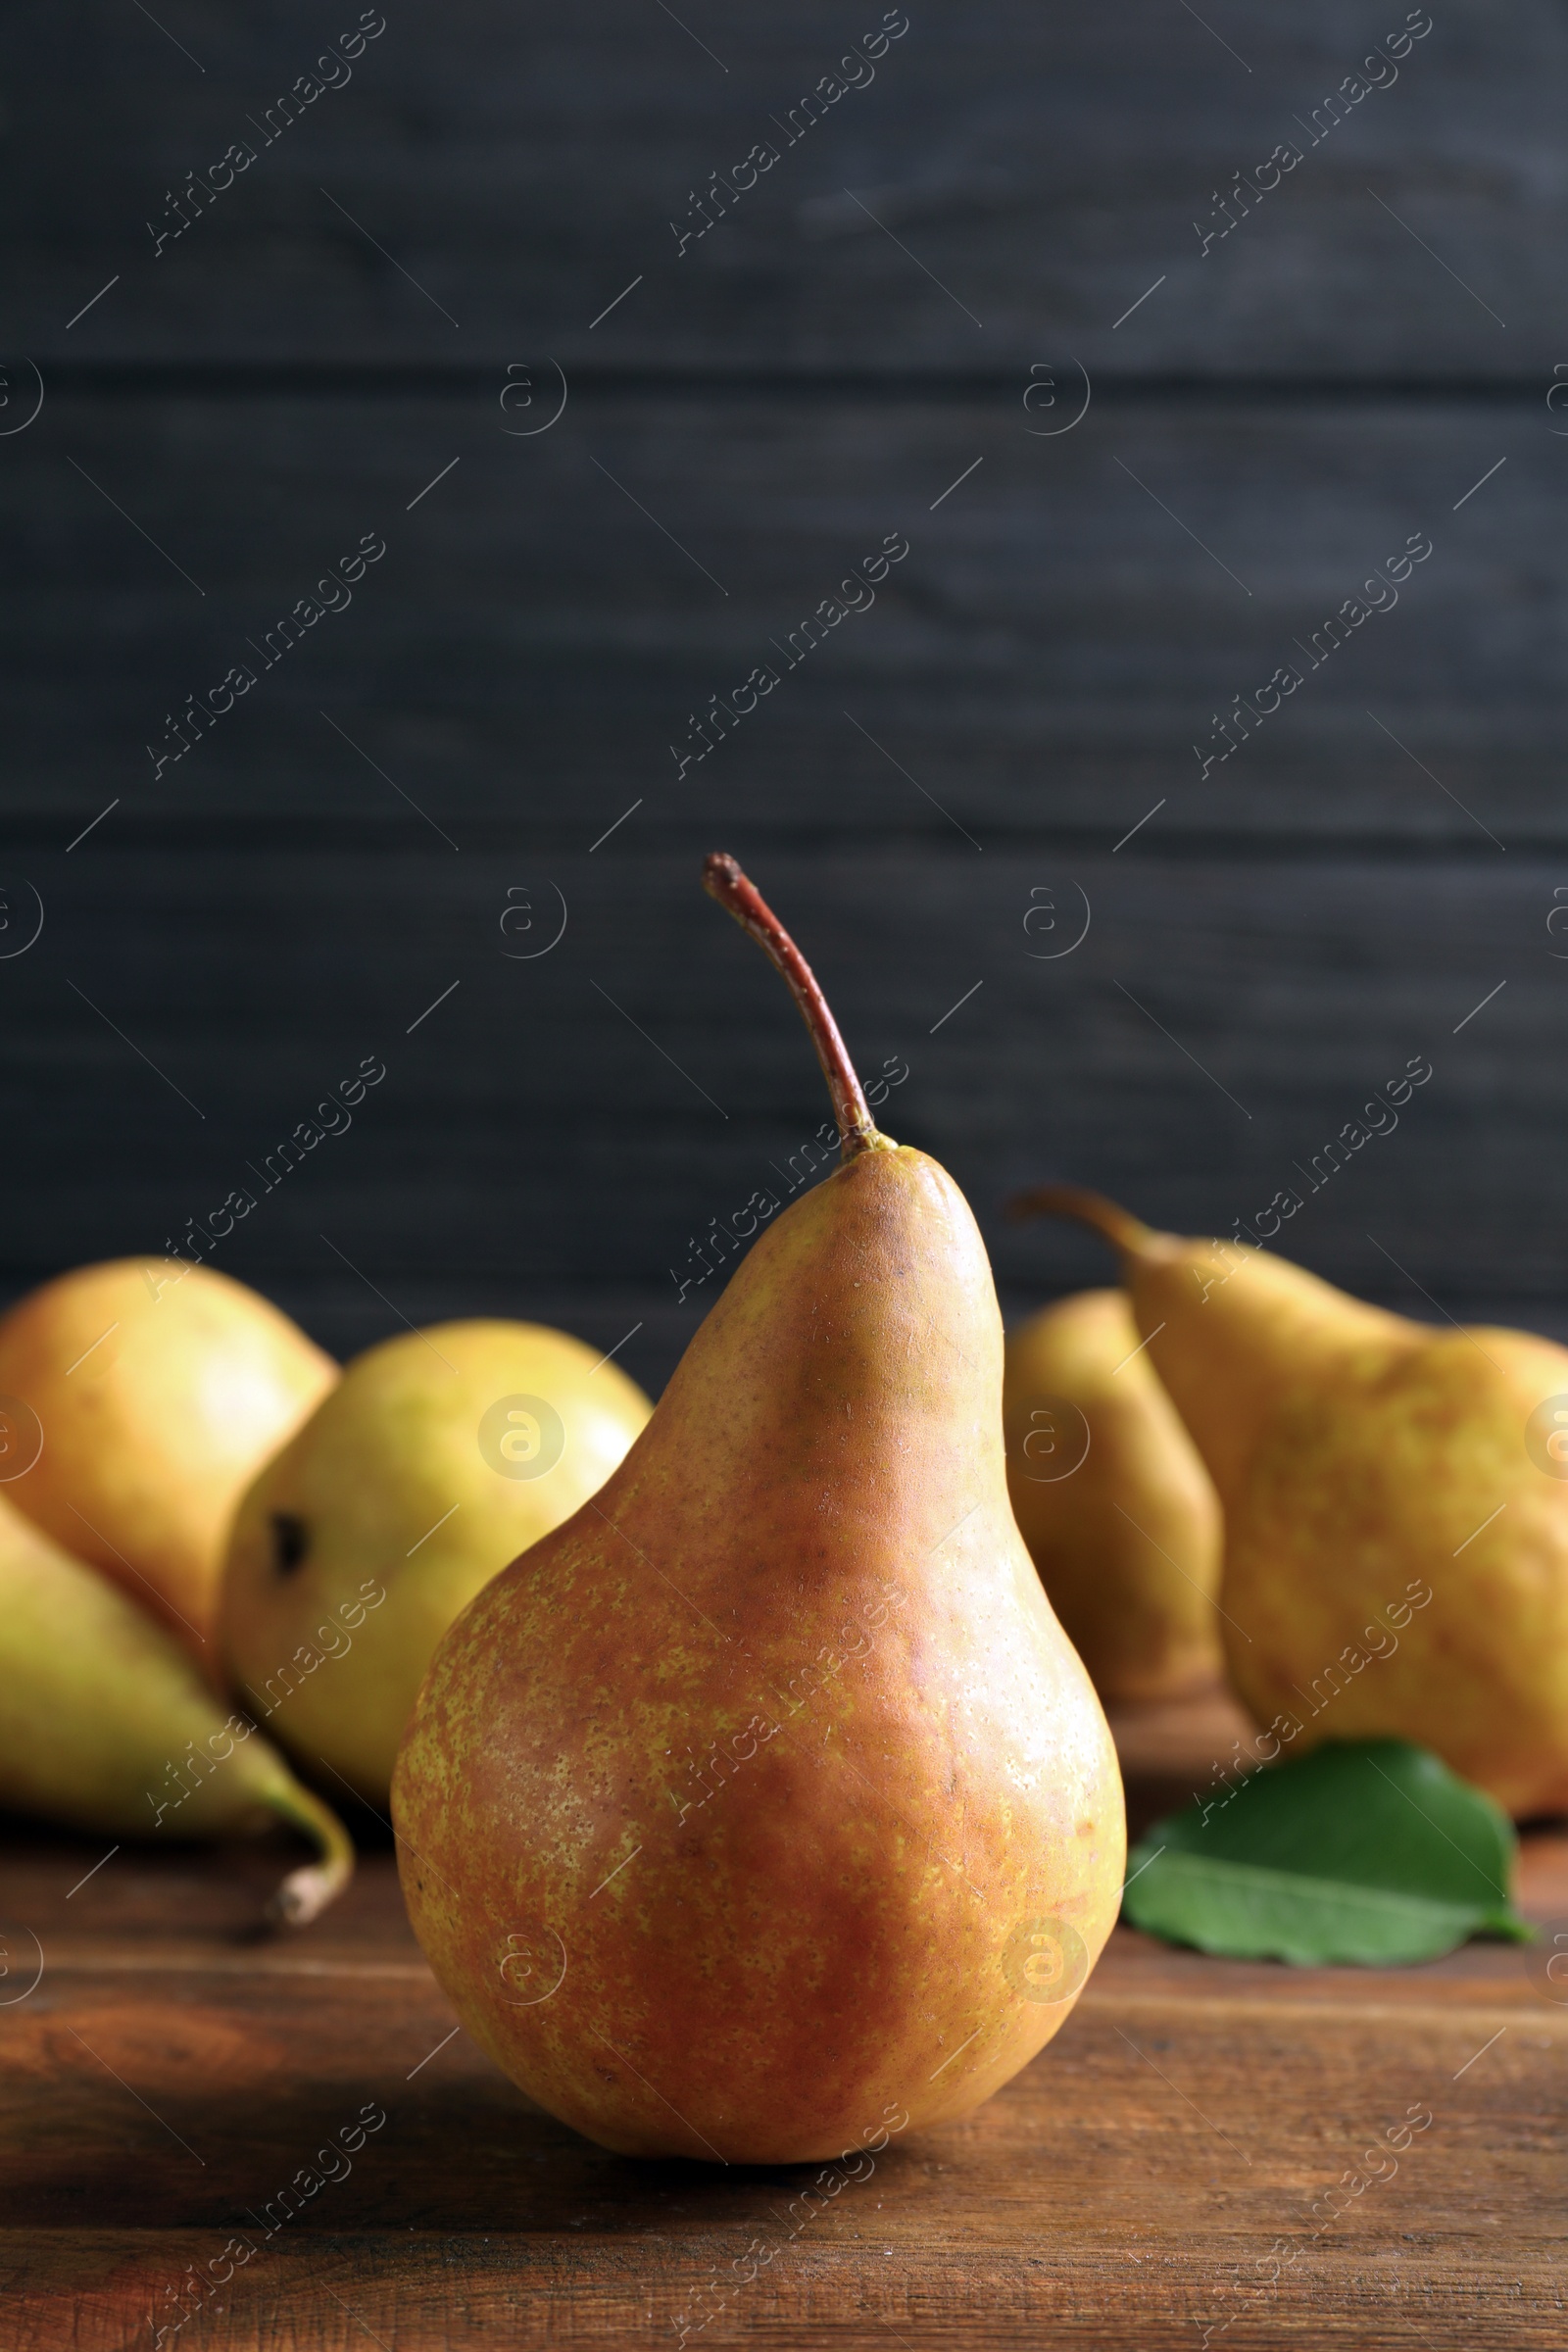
1122 1739 1533 1966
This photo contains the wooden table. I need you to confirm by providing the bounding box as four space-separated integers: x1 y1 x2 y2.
4 1690 1562 2349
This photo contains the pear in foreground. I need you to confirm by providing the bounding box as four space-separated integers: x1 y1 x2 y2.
1003 1288 1222 1701
0 1492 353 1924
221 1320 653 1802
394 857 1124 2164
0 1258 335 1658
1015 1186 1568 1818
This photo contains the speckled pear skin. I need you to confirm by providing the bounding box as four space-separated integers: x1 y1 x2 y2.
1032 1197 1568 1820
393 1145 1124 2164
1223 1324 1568 1818
1004 1289 1222 1700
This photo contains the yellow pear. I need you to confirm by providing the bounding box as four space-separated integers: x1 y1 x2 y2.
220 1321 653 1802
391 857 1123 2164
0 1258 335 1659
0 1492 353 1923
1003 1288 1222 1700
1016 1186 1568 1817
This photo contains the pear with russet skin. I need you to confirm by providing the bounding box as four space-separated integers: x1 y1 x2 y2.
0 1491 353 1925
220 1320 653 1804
393 857 1124 2165
1013 1186 1568 1818
1003 1288 1222 1702
0 1258 335 1659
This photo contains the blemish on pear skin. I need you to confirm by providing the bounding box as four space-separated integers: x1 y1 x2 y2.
271 1512 310 1575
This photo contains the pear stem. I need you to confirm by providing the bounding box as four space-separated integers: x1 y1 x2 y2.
1007 1184 1161 1261
702 853 882 1159
263 1778 357 1929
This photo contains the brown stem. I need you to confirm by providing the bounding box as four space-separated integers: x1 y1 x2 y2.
262 1777 356 1929
1006 1184 1162 1261
702 853 883 1159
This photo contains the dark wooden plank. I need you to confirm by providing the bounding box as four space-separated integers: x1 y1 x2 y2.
0 387 1553 846
6 386 1563 1391
2 832 1566 1396
2 1696 1564 2347
10 1 1563 377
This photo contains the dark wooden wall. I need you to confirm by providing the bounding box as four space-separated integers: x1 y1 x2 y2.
3 0 1565 1395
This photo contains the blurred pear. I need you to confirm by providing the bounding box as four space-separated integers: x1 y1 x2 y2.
220 1320 653 1801
1016 1187 1568 1818
1004 1288 1223 1701
0 1491 353 1924
0 1257 335 1658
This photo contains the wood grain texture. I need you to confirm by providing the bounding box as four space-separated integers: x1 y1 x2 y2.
2 1697 1563 2349
1 382 1562 1396
0 388 1553 844
11 1 1562 376
1 825 1564 1397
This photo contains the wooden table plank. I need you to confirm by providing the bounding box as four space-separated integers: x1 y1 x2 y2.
3 383 1565 1396
4 828 1568 1399
3 1694 1563 2347
15 1 1567 376
0 388 1553 846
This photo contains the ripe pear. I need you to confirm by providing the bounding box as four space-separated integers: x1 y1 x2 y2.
0 1258 335 1658
0 1491 353 1923
220 1322 653 1803
393 856 1123 2165
1015 1186 1568 1818
1003 1288 1222 1701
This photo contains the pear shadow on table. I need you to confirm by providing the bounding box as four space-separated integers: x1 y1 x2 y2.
1106 1685 1568 1845
1107 1677 1251 1843
297 1767 398 1850
1 1811 410 1951
20 2066 924 2232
